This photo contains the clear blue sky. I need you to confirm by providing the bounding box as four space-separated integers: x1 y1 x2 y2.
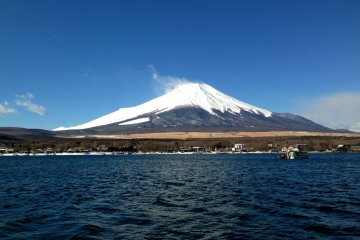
1 0 360 130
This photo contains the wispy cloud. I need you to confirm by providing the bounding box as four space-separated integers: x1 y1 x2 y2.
301 92 360 132
15 93 47 116
16 93 34 99
0 101 17 116
149 65 198 93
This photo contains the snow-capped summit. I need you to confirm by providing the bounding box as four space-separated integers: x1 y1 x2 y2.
54 82 330 133
55 83 271 131
160 83 272 117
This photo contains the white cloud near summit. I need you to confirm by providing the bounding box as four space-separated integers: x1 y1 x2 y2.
149 65 196 93
15 93 47 116
301 92 360 132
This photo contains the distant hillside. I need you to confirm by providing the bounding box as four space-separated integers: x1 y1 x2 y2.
0 128 56 141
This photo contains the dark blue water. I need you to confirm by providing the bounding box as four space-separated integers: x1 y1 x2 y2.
1 153 360 239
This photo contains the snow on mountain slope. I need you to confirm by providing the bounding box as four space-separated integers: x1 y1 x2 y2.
54 83 272 131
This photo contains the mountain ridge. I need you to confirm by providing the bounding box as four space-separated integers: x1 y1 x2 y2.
55 83 272 131
54 82 333 133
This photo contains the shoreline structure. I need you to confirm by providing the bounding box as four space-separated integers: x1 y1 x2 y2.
1 131 359 156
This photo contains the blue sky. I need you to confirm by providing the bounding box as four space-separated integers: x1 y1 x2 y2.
1 0 360 131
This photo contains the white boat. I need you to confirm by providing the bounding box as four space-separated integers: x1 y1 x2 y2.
280 144 309 159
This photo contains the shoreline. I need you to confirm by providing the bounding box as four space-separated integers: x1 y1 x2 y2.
0 151 354 157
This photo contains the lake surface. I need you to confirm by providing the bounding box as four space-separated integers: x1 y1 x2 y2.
1 153 359 239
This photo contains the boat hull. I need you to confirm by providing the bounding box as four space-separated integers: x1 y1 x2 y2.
279 151 308 159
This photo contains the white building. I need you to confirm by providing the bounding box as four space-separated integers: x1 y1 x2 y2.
0 145 7 154
232 144 246 152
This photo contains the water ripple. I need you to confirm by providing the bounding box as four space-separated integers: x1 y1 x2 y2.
0 154 359 239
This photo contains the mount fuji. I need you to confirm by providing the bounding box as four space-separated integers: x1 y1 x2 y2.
54 83 331 134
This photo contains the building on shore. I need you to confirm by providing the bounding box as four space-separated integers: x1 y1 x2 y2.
337 144 360 152
0 145 7 154
232 144 246 153
267 143 278 152
0 145 14 154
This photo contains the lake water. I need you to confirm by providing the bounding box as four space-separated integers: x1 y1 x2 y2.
1 153 359 239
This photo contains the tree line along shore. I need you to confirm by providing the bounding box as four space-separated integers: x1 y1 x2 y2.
1 135 360 154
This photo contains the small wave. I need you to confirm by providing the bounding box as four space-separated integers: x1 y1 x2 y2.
282 212 311 220
316 205 360 217
338 226 360 236
1 220 31 235
115 216 152 226
164 180 185 187
303 223 337 234
153 196 186 208
190 207 208 213
2 204 12 209
93 206 118 215
79 223 106 235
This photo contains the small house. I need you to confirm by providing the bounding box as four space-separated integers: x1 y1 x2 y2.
232 144 246 152
0 145 7 154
